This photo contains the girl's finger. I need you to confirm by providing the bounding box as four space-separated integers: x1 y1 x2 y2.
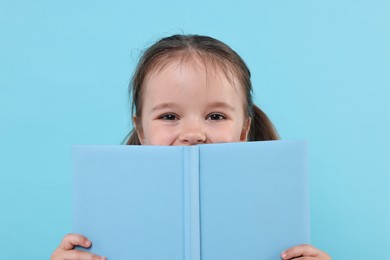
59 233 92 250
61 249 106 260
281 244 319 259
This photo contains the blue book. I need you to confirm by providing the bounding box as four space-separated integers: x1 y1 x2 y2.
72 141 310 260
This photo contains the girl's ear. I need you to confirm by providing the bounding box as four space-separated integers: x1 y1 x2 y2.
133 116 145 145
240 117 251 142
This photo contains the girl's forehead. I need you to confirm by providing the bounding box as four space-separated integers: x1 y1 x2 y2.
145 54 239 87
141 57 247 108
144 58 240 95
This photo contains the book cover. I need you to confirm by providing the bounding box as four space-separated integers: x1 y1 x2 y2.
72 140 310 259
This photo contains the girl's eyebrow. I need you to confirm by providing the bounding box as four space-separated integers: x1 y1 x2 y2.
208 102 236 111
151 102 179 112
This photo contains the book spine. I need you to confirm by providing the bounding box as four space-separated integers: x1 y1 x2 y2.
183 146 201 260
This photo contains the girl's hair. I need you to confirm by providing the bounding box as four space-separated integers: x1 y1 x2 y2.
125 34 279 145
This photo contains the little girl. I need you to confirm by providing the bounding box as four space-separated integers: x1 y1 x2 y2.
51 34 331 260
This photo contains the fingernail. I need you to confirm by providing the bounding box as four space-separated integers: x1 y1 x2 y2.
281 251 287 259
85 240 91 246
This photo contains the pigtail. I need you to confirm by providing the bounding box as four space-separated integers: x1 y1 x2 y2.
125 130 142 145
248 105 279 141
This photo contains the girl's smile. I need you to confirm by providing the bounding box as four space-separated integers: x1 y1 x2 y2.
134 57 251 146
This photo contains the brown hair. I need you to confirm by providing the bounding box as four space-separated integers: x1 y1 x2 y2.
125 34 279 145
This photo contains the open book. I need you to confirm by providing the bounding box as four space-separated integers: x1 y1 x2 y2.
72 141 310 259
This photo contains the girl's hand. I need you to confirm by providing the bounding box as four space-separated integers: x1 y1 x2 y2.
50 233 106 260
281 244 331 260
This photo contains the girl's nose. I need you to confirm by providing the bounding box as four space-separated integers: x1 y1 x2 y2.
178 124 206 145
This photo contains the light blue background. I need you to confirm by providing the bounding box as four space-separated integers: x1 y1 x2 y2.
0 0 389 259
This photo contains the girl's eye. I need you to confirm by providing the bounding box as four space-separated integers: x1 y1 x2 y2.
159 114 179 121
207 113 226 120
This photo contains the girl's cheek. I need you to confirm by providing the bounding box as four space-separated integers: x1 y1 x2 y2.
207 124 243 143
148 126 177 145
205 131 232 144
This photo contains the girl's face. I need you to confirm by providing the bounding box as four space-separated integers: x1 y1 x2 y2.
135 57 250 146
